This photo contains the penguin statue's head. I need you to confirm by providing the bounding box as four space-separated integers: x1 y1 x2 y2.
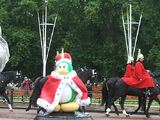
54 49 73 75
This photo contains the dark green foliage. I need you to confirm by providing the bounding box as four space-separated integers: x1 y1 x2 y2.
0 0 159 82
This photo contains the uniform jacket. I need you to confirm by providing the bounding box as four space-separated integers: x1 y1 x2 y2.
122 61 155 88
124 64 135 78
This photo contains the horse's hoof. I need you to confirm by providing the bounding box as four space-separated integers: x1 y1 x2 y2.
105 114 110 117
9 109 13 112
25 108 29 112
84 112 89 115
146 115 150 118
126 114 130 117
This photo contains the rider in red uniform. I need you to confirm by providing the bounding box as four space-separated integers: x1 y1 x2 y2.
123 56 134 78
123 52 155 96
134 53 155 95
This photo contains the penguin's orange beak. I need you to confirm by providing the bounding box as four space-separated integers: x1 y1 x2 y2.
56 69 69 75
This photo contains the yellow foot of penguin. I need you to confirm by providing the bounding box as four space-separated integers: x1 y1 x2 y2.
60 102 79 112
54 104 61 112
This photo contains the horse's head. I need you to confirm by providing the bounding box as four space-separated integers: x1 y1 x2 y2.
90 69 98 86
76 68 98 86
13 71 22 83
85 69 98 86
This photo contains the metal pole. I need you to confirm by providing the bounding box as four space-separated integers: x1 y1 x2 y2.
38 0 56 76
133 15 142 57
127 7 130 57
122 15 129 56
129 3 132 57
0 26 2 37
43 2 47 77
46 16 57 60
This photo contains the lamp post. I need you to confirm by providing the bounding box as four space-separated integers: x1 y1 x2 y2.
38 0 57 76
122 0 142 59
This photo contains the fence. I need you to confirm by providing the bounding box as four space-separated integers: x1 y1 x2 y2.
0 88 159 108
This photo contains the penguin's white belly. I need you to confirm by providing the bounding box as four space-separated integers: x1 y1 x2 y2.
59 85 75 103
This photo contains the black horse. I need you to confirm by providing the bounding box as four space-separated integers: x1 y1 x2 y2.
130 72 160 115
124 72 159 116
26 68 98 112
0 71 21 111
104 76 160 118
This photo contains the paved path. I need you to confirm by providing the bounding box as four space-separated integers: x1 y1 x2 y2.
0 108 159 120
89 112 160 120
0 108 36 120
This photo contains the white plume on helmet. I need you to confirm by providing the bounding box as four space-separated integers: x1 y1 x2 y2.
127 56 134 64
136 49 144 61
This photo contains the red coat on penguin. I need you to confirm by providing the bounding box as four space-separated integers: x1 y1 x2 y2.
37 50 90 113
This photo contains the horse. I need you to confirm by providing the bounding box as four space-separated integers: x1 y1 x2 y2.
0 71 21 111
117 71 160 116
130 71 160 115
26 68 98 112
104 75 160 118
77 68 98 85
102 71 160 116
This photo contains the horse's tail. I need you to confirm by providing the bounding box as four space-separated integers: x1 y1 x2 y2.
102 78 108 105
31 76 45 106
102 78 118 104
26 76 44 111
107 77 119 103
105 77 120 115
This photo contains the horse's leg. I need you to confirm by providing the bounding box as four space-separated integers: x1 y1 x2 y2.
131 96 143 114
145 96 154 118
26 96 32 111
37 107 47 115
119 96 129 117
105 96 119 116
112 103 119 116
1 92 13 111
142 96 148 117
105 83 121 116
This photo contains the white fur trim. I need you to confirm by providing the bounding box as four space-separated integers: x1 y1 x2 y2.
37 71 87 113
56 59 71 65
37 79 67 113
76 97 90 106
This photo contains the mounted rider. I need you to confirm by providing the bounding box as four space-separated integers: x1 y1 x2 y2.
122 49 155 96
134 50 155 95
123 56 135 78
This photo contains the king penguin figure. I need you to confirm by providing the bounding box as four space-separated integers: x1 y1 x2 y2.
37 49 90 113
